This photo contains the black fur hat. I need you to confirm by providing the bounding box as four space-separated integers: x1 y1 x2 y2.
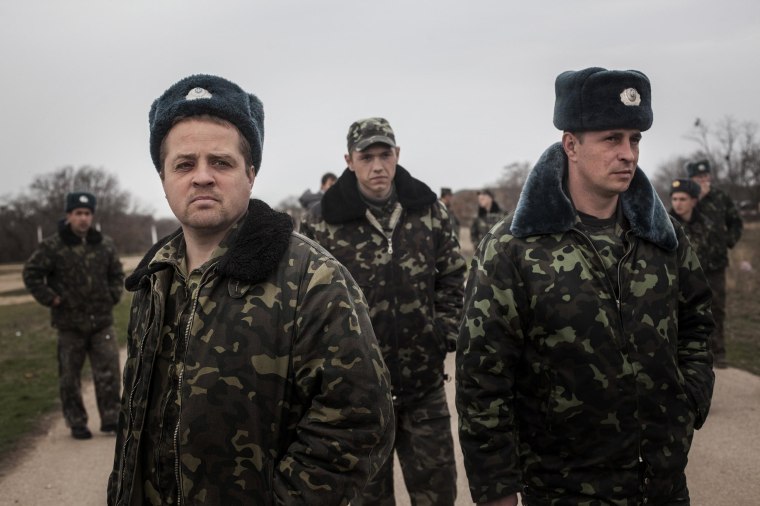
670 179 701 198
553 67 653 132
149 74 264 173
65 192 96 213
685 159 711 177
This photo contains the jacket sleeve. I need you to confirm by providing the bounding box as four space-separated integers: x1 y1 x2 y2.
272 253 395 505
675 226 715 429
722 191 743 248
22 242 58 307
456 233 525 503
434 202 466 351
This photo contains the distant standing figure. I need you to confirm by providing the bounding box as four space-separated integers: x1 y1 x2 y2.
687 159 743 368
299 171 338 209
302 117 466 506
470 189 504 247
23 191 124 440
440 187 461 237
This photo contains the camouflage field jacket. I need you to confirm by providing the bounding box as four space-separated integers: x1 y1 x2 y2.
107 200 394 506
301 166 466 406
457 143 715 505
23 221 123 333
697 185 743 253
670 208 727 273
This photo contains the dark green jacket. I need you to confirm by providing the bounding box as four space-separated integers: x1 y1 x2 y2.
670 208 726 273
457 143 715 505
697 185 743 257
23 221 123 333
108 200 394 506
301 166 465 406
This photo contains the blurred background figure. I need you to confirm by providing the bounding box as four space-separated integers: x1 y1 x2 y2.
299 171 338 209
470 189 504 247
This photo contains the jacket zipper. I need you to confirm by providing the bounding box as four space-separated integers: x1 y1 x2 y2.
173 266 215 505
364 204 403 254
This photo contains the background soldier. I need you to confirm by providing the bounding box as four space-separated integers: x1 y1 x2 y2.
107 75 394 505
457 67 715 505
301 117 465 506
687 159 743 368
23 192 123 440
469 189 504 247
440 187 461 236
298 171 338 209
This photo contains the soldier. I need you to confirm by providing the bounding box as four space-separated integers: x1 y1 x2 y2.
469 189 504 247
23 191 124 440
107 75 394 505
301 117 466 506
298 171 338 209
456 68 715 505
687 159 743 368
440 187 461 235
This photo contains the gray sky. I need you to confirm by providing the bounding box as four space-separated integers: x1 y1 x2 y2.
2 0 759 218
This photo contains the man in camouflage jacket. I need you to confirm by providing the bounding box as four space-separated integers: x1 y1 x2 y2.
457 68 715 505
687 159 743 367
301 118 466 506
108 75 394 505
23 191 124 440
470 189 505 248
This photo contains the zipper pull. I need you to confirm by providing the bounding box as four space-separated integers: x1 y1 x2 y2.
388 238 393 255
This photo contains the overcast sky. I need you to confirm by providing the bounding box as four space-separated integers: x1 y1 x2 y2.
2 1 759 218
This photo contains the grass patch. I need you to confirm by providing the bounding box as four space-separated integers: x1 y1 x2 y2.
725 221 760 376
0 295 131 462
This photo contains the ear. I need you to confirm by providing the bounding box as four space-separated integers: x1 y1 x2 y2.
394 146 401 161
345 153 355 172
247 167 255 189
562 132 579 162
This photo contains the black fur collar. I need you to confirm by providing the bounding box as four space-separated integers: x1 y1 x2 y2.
125 199 294 291
58 219 103 246
510 142 677 251
320 165 436 224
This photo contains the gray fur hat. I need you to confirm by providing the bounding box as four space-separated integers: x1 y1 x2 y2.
553 67 653 132
149 74 264 173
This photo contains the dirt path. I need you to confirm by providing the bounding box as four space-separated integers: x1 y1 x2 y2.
0 354 758 505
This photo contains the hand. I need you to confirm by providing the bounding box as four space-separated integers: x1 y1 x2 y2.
478 494 519 506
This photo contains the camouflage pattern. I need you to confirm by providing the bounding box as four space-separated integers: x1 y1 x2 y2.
456 143 715 505
23 221 124 333
470 206 505 248
108 199 394 506
705 269 727 363
352 387 456 506
347 117 396 152
23 221 124 430
301 166 464 504
58 327 121 429
301 166 466 406
696 186 742 269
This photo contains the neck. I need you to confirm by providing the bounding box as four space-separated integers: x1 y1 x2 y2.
182 228 227 272
567 184 618 219
680 209 693 222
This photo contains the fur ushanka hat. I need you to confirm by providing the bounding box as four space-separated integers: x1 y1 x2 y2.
553 67 653 132
149 74 264 173
685 159 711 178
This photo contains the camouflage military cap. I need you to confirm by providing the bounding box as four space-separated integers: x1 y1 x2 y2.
347 117 396 152
670 178 701 198
685 159 711 177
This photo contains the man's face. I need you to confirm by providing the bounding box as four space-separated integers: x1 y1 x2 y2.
691 173 712 198
66 208 93 237
671 192 698 218
565 129 642 199
477 193 493 210
345 143 399 199
321 177 337 192
161 117 254 237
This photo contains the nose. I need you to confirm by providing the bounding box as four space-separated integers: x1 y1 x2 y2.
192 161 215 186
618 139 636 162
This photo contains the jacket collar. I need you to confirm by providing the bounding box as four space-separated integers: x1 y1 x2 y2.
58 219 103 246
510 142 677 251
126 199 294 291
320 165 436 224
